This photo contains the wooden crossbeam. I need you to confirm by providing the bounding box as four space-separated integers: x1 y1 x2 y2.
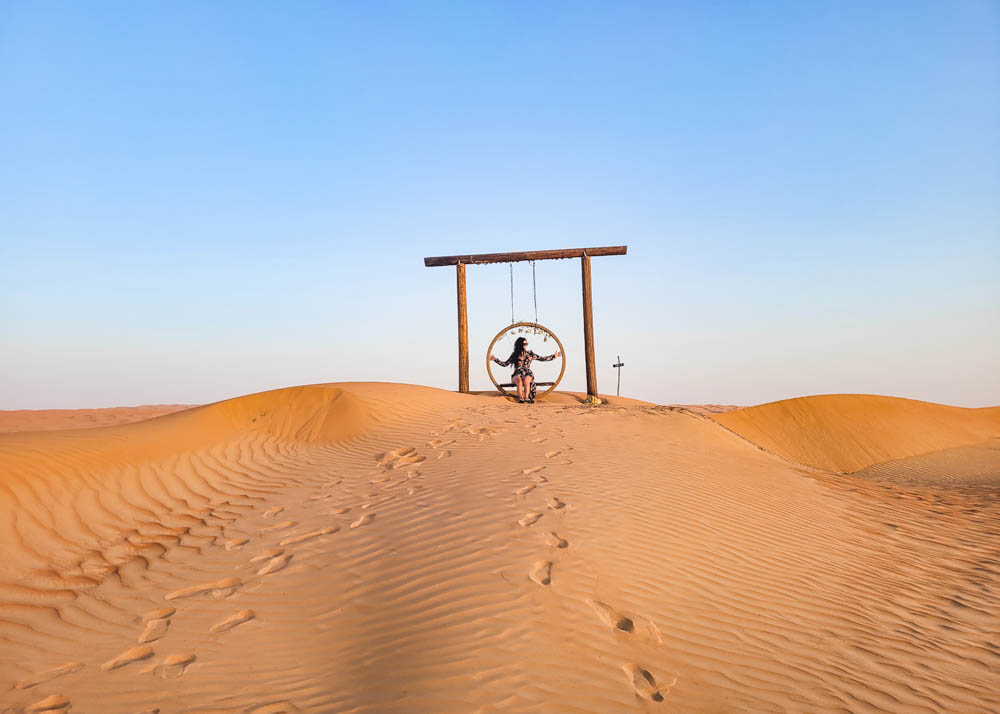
424 246 626 267
498 381 556 388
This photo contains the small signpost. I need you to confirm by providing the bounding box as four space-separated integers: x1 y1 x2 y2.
613 355 624 396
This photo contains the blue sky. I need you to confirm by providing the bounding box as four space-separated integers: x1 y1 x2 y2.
2 1 998 409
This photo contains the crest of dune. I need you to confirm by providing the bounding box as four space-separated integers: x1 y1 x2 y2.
711 393 1000 473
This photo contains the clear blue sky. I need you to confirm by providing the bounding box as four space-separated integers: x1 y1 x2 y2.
2 1 998 409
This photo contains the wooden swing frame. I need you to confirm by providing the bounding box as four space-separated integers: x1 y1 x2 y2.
423 246 627 403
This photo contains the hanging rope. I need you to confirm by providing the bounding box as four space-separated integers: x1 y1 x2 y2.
532 260 538 324
509 262 515 324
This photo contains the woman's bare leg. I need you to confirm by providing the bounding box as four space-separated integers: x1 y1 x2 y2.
524 375 534 401
512 376 524 401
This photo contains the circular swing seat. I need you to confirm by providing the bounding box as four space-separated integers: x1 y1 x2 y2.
486 321 566 400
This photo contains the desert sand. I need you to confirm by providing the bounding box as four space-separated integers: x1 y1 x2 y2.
0 406 194 434
1 383 998 712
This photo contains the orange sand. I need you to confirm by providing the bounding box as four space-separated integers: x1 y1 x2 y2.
712 393 1000 473
1 383 998 712
0 405 194 433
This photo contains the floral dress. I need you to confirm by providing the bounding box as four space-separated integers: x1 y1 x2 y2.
492 349 557 401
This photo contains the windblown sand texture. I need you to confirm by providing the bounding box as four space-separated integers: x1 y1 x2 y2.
0 405 194 433
1 383 998 712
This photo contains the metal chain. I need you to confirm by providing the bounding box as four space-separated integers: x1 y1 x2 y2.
509 262 514 324
532 260 538 324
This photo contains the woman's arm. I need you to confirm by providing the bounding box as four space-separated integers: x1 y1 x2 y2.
530 350 559 362
492 355 511 367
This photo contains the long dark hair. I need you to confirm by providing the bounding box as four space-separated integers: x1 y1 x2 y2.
506 336 528 365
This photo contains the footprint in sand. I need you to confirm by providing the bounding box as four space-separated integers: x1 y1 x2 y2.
530 561 553 586
261 520 297 533
210 609 256 634
208 577 243 598
142 607 175 621
622 663 673 702
531 437 546 443
393 453 426 469
279 525 340 546
249 702 303 714
138 618 170 644
437 450 452 460
370 474 391 484
544 450 561 458
515 485 536 496
646 619 666 645
547 497 566 510
101 645 154 671
350 513 375 528
467 426 497 440
545 532 569 549
332 506 351 515
518 512 543 527
256 553 292 576
154 652 196 679
587 600 634 633
166 577 242 601
26 694 71 712
263 506 284 518
16 663 84 690
225 537 250 551
250 548 284 563
375 446 415 465
522 466 545 476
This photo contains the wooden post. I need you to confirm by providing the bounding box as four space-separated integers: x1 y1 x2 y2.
456 262 469 393
581 253 599 402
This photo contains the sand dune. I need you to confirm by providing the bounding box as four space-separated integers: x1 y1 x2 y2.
854 437 1000 487
711 393 1000 474
0 405 194 434
1 383 998 712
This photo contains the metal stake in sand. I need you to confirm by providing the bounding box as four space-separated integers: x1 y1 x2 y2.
613 355 624 397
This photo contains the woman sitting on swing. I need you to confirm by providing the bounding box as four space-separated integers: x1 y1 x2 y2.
491 336 561 404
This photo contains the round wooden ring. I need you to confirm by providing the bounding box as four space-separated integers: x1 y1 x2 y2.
486 322 566 400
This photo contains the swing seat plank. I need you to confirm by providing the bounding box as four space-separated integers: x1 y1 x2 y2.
498 381 556 388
